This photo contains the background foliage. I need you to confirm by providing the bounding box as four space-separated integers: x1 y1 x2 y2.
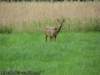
0 2 100 34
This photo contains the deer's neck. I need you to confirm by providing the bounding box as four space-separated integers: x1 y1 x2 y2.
56 26 62 34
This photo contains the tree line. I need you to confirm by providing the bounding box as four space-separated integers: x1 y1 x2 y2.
0 0 99 2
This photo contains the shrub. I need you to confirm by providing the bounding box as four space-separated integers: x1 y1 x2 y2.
0 24 13 34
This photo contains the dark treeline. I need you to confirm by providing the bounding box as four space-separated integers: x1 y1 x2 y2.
0 0 99 2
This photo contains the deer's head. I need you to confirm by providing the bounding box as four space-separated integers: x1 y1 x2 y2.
57 19 65 27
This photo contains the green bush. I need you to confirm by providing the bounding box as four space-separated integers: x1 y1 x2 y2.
0 24 13 34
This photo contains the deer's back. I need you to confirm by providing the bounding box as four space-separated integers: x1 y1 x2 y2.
45 26 57 36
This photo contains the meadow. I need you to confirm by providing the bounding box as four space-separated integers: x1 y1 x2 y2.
0 32 100 75
0 1 100 75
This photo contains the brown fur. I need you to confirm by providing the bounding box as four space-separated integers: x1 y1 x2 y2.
44 19 65 42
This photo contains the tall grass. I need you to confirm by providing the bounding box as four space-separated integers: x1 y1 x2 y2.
27 18 100 32
0 18 100 33
0 2 100 23
0 2 100 33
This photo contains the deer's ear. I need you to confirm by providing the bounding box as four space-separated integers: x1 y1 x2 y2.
62 19 65 23
57 19 60 23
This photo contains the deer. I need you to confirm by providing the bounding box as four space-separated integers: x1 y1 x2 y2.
44 19 65 42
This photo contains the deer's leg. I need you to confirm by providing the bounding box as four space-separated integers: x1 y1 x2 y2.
50 36 52 42
52 36 54 41
54 36 57 42
46 35 48 42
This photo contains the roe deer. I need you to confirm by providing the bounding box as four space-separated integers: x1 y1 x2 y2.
44 19 65 42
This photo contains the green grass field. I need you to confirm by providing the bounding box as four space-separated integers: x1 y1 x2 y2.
0 32 100 75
